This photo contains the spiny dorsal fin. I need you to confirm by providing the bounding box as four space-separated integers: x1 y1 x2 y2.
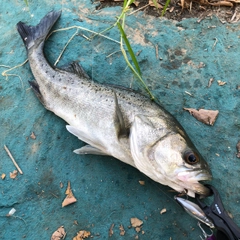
59 61 90 79
113 92 129 138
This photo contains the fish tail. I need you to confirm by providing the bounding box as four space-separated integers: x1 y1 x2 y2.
16 10 61 50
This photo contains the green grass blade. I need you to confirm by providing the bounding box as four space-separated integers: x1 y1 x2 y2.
24 0 28 6
161 0 171 17
117 22 141 76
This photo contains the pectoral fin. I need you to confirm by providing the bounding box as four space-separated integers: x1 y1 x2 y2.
66 125 108 156
113 92 129 138
74 145 108 155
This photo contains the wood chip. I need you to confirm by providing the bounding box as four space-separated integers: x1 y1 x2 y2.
1 173 6 180
183 108 219 126
119 224 125 236
139 180 145 185
160 208 167 214
73 230 91 240
51 226 66 240
62 181 77 207
217 80 227 86
10 170 18 179
131 218 143 228
109 223 114 237
30 132 36 139
236 140 240 158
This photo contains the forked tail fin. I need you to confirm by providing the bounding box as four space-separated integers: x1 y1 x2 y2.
16 10 61 50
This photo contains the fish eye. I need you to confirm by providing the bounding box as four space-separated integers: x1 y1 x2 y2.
184 151 199 165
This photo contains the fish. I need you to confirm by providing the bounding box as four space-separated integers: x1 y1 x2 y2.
16 10 212 197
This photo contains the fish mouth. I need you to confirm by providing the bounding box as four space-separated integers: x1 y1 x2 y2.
177 170 212 197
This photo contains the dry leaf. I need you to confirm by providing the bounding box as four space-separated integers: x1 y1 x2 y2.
119 224 125 236
160 208 167 214
51 226 66 240
236 140 240 158
73 230 91 240
149 0 163 9
183 108 219 126
131 218 143 228
139 180 145 185
210 1 233 6
217 80 227 86
133 0 140 6
109 224 114 237
62 181 77 207
10 170 18 179
1 173 6 180
30 132 36 140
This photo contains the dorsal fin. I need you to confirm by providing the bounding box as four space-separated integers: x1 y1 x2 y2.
59 61 90 79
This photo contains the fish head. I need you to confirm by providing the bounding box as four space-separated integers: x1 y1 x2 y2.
130 115 212 198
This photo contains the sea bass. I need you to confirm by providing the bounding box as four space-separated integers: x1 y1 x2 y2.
17 11 212 197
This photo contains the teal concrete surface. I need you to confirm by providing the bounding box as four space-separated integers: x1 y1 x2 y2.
0 0 240 239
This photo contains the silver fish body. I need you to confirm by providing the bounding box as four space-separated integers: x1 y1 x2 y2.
17 11 212 197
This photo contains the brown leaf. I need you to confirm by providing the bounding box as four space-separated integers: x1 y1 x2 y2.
217 80 227 86
183 108 219 126
1 173 6 180
109 223 114 237
62 181 77 207
119 224 125 236
51 226 66 240
73 230 91 240
10 170 18 179
236 140 240 158
131 218 143 228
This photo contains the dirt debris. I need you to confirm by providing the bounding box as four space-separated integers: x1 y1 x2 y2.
236 140 240 158
30 132 36 139
119 224 125 236
160 208 167 214
51 226 66 240
109 223 114 237
73 230 91 240
10 170 18 179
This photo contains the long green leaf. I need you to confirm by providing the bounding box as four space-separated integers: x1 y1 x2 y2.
117 22 141 76
161 0 171 17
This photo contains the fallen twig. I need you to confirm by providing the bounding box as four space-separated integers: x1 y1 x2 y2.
4 145 23 174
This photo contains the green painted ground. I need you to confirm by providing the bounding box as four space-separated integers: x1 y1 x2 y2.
0 1 239 239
